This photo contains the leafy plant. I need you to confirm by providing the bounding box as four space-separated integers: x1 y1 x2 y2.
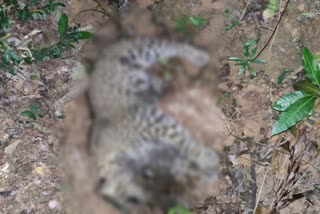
175 16 208 33
262 0 280 20
1 0 64 23
0 1 92 78
272 47 320 135
224 8 241 31
265 0 280 15
21 104 43 120
227 39 266 76
27 13 92 62
168 206 192 214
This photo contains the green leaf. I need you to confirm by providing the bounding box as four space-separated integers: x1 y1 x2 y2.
225 23 234 31
31 104 38 113
235 61 248 66
302 47 320 87
188 16 208 27
30 74 38 80
272 91 310 111
243 46 250 57
293 80 320 96
250 46 258 57
250 58 267 64
245 39 258 47
57 114 65 119
168 206 192 214
58 14 68 36
272 94 316 135
266 0 280 14
78 31 93 39
225 20 241 31
175 17 187 33
277 69 291 84
315 54 320 63
248 66 256 76
227 57 245 62
224 8 232 20
217 92 231 107
237 64 247 75
8 50 21 64
243 39 258 57
21 110 36 120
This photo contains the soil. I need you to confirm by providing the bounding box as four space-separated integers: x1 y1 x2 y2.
1 0 320 213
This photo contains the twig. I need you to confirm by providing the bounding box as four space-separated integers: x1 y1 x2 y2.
253 168 268 213
254 0 291 60
93 0 112 17
226 129 320 171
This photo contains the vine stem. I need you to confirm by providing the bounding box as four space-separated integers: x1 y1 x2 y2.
254 0 291 60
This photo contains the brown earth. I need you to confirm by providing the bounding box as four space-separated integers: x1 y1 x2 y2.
1 0 320 213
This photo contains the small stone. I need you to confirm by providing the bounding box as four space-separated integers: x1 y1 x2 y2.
4 140 21 155
48 200 61 210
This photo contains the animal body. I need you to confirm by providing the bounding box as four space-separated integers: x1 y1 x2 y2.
88 38 218 211
56 37 218 212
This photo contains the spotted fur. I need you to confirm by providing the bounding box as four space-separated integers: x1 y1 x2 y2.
88 37 217 211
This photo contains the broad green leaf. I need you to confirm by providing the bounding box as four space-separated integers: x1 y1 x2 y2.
78 31 93 39
21 110 36 120
293 80 320 96
58 14 68 36
272 91 310 111
302 47 320 87
272 94 316 135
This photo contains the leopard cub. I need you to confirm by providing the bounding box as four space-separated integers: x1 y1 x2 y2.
88 37 218 211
